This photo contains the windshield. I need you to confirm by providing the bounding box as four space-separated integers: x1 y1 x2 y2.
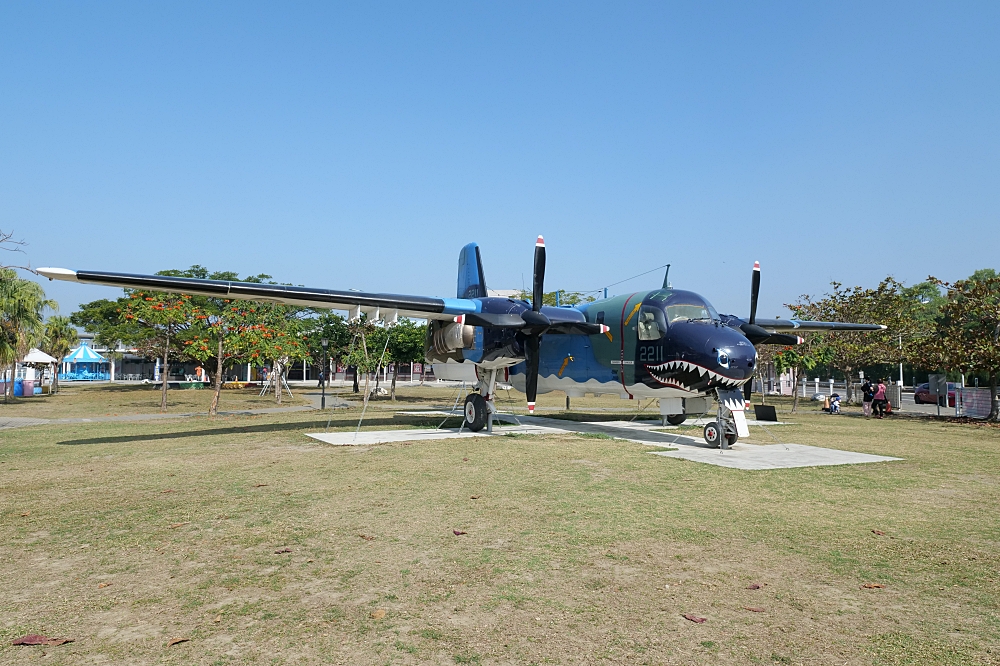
666 302 719 323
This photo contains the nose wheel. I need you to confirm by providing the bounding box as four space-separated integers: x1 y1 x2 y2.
703 421 738 448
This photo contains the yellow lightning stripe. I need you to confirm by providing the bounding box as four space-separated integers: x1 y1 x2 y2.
604 330 613 342
623 302 642 327
557 355 574 377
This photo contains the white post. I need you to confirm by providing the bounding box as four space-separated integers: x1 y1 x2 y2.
814 378 819 395
246 363 251 382
110 358 115 382
829 378 834 396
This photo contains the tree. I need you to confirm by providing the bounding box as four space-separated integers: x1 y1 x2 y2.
230 301 309 404
120 290 194 412
790 278 922 403
772 340 833 413
387 319 426 400
302 312 351 386
923 273 1000 421
163 267 272 416
340 317 385 397
41 316 77 394
516 290 596 306
0 269 55 400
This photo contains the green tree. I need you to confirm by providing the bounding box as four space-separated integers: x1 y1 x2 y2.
516 290 596 306
0 269 55 400
924 272 1000 420
790 278 922 403
41 315 77 394
302 312 351 387
773 340 833 413
387 319 426 400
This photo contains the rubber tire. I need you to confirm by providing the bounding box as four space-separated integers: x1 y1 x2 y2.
464 393 489 432
666 414 686 426
725 432 738 447
703 421 721 448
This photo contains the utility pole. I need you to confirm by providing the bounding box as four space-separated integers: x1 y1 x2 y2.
321 338 329 409
899 334 904 386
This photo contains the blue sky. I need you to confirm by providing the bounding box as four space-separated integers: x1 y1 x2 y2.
3 1 998 319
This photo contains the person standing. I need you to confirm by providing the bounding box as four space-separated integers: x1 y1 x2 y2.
862 379 874 418
873 379 888 419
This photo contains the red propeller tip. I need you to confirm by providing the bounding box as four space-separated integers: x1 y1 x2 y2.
599 324 610 334
753 261 760 270
527 402 535 413
454 315 465 324
536 236 545 247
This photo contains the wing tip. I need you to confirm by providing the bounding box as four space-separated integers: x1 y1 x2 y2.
37 267 79 282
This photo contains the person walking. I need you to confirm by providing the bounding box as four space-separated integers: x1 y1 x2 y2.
862 379 874 418
873 379 888 419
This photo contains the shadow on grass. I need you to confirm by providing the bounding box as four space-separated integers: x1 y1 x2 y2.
56 415 465 446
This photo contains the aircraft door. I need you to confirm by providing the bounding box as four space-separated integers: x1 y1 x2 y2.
619 293 641 389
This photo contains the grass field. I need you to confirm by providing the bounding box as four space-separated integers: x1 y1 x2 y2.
1 386 998 665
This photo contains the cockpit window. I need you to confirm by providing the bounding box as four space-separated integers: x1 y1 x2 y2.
637 306 667 340
665 300 720 323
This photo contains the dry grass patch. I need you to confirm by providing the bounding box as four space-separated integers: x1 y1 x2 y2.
0 389 998 664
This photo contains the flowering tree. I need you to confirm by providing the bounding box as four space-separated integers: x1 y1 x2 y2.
119 291 194 412
230 301 309 404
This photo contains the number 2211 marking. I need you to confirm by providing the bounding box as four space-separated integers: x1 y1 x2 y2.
638 346 664 362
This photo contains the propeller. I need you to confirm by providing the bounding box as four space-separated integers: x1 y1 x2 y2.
523 236 550 414
743 261 761 404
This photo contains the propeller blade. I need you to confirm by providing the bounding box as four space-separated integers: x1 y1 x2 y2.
525 334 539 414
749 261 760 325
532 236 546 312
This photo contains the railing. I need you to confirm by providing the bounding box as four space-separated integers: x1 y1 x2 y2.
59 371 110 381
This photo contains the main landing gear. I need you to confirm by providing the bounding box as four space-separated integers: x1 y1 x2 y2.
464 393 488 431
463 368 500 433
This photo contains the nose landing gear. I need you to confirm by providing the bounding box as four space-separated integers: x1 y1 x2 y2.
704 388 749 449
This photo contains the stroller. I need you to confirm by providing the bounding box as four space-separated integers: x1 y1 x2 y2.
829 393 841 414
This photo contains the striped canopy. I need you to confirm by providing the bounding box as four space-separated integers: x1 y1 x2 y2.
64 342 107 363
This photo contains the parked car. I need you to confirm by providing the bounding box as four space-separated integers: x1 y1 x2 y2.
914 382 956 407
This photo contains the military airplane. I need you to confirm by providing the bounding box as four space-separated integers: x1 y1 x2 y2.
38 238 884 447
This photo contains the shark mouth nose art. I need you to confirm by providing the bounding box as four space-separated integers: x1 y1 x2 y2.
645 359 746 390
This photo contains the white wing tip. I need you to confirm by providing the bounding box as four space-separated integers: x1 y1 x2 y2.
37 267 79 282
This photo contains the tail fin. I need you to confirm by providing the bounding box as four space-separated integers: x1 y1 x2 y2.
457 243 488 299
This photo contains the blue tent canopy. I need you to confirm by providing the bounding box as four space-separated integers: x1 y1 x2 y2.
64 342 107 363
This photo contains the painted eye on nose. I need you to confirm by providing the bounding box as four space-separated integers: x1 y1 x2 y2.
717 351 730 368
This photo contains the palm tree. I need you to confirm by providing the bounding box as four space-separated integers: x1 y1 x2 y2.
42 315 77 394
0 269 55 400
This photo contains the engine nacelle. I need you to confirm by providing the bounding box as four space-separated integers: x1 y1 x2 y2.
430 321 475 355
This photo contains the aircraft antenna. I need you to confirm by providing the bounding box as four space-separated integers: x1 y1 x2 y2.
661 264 671 289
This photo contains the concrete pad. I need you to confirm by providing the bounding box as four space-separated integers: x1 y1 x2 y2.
650 442 901 470
305 423 561 446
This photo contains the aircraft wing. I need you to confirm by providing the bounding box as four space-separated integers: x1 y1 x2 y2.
36 268 479 321
753 318 887 333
